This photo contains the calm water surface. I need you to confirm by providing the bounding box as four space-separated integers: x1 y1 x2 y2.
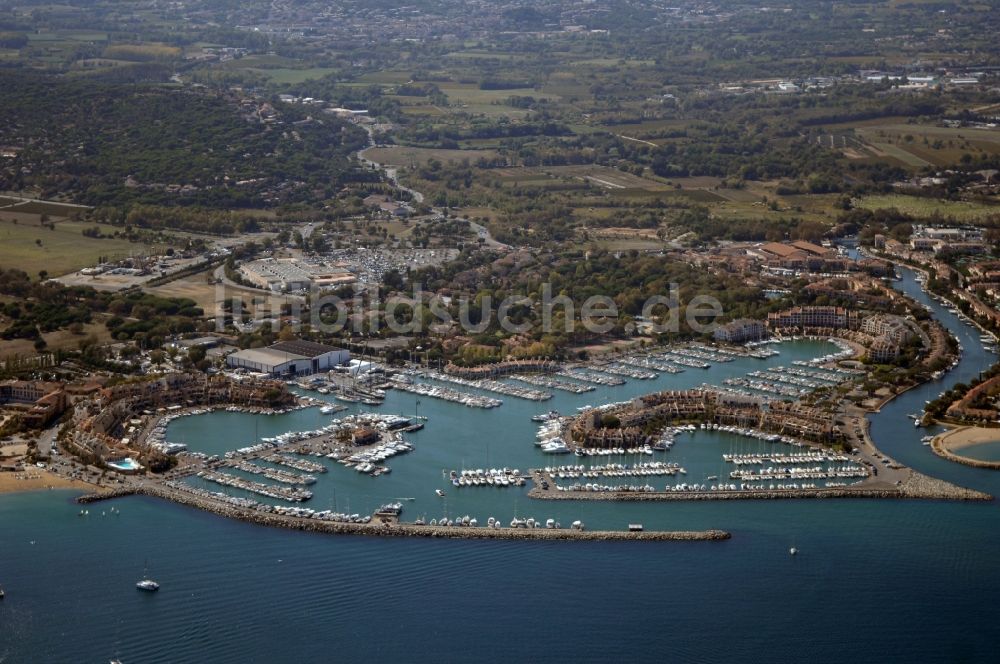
2 267 999 663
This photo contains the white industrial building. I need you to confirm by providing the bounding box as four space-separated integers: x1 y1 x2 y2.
226 340 350 376
239 258 356 292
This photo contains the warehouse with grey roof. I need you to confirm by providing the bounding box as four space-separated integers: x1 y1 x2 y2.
225 340 350 376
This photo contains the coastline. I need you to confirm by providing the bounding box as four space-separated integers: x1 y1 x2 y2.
0 469 95 496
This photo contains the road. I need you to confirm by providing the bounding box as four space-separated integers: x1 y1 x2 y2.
0 193 91 211
357 134 511 251
32 423 59 458
841 405 911 488
212 263 305 303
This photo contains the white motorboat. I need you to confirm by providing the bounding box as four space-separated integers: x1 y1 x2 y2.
136 579 159 592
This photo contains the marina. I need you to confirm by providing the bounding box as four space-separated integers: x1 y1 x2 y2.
222 460 318 485
415 369 553 401
22 295 993 550
671 347 734 363
259 454 328 474
616 356 684 373
196 470 314 502
332 436 413 476
722 376 809 398
447 468 527 488
555 369 626 386
510 373 596 394
660 354 711 369
5 266 1000 664
592 364 658 380
388 378 503 408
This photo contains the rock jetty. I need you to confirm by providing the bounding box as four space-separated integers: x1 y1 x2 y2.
77 485 730 542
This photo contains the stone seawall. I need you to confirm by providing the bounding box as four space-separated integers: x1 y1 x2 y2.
77 486 730 542
529 471 991 502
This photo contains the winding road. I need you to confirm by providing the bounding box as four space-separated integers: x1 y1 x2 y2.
357 132 511 251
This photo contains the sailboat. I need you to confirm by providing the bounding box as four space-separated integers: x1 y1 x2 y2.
136 560 159 592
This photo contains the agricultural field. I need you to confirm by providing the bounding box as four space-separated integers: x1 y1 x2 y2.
576 226 668 252
356 71 413 85
211 54 339 83
0 212 158 278
0 199 90 216
537 165 675 191
0 320 113 361
247 67 339 84
147 271 237 314
26 31 107 43
102 43 181 61
826 123 1000 169
492 165 730 204
363 146 498 167
857 194 1000 221
436 82 549 116
491 164 669 191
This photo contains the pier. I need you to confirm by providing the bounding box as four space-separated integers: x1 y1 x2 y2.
223 459 317 485
660 354 711 369
595 364 658 380
418 370 552 401
389 378 503 408
196 470 313 502
617 357 684 373
260 454 328 474
511 374 596 394
557 369 625 386
447 468 527 488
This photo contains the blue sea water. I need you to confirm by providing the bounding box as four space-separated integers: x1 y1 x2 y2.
2 267 1000 663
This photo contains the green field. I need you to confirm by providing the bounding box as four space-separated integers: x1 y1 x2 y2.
0 215 158 277
436 83 554 116
858 194 1000 221
363 146 498 167
248 67 338 84
853 123 1000 168
27 31 108 43
3 200 90 216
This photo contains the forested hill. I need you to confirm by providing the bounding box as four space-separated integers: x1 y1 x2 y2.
0 71 370 209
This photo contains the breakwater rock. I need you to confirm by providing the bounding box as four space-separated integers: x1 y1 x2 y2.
529 471 991 502
76 485 730 542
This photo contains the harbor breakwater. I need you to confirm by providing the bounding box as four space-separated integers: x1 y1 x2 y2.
528 470 991 502
77 486 730 542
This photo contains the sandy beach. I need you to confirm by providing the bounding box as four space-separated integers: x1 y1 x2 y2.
935 426 1000 451
931 426 1000 470
0 469 94 495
